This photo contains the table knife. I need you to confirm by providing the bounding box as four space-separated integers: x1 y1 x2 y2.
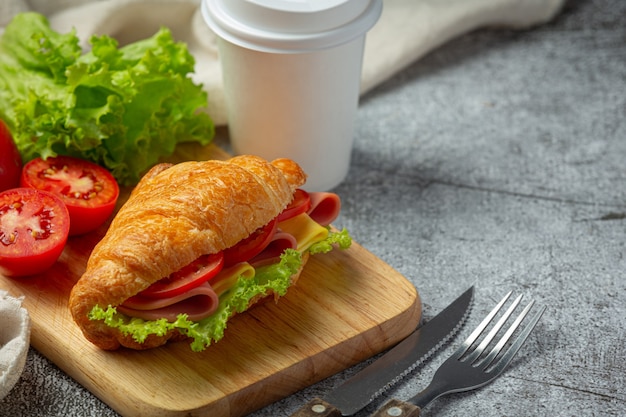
290 286 474 417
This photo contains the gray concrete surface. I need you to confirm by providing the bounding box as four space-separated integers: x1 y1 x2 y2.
1 0 625 416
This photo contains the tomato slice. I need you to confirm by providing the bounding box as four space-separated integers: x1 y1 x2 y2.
223 218 278 267
0 120 22 192
20 156 120 236
277 189 311 222
138 252 225 299
222 189 308 267
0 188 70 277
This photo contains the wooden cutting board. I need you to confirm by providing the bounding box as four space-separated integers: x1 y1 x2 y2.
0 143 421 417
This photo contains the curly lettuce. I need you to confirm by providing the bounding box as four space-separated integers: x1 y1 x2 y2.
89 230 352 352
309 228 352 254
89 249 304 352
0 12 214 185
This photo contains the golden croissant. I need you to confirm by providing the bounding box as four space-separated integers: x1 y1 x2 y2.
69 155 348 351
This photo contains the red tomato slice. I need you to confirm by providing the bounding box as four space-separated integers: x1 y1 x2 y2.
0 188 70 277
20 156 120 236
0 120 22 192
277 189 311 222
138 252 225 299
223 218 279 267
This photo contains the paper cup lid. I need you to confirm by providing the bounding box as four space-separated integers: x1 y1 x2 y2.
201 0 383 53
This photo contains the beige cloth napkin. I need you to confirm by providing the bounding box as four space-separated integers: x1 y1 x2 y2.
1 0 564 126
0 290 31 400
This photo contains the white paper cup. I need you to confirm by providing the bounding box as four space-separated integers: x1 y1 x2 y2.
201 0 383 191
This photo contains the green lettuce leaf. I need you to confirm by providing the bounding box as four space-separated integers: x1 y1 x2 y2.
88 230 352 352
89 249 304 352
309 228 352 254
0 12 214 186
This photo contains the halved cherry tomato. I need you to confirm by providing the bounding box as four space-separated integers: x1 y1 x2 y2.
277 189 311 222
138 252 225 299
0 188 70 277
20 156 119 236
223 218 278 267
0 120 22 192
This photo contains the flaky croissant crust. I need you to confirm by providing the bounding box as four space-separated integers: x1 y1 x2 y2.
69 155 306 350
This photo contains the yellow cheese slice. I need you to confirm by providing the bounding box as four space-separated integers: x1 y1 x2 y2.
211 262 255 296
278 213 329 252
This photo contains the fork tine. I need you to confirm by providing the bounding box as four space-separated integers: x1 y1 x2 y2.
482 302 546 375
375 292 546 416
465 294 523 363
455 291 512 359
478 299 534 369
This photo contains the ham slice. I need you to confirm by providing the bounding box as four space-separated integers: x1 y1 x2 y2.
307 192 341 226
249 231 298 267
117 282 219 322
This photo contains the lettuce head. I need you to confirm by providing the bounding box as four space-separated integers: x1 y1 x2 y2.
0 12 214 185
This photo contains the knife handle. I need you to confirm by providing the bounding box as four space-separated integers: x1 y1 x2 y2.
370 399 421 417
290 398 343 417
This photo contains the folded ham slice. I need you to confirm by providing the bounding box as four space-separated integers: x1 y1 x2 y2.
249 231 298 267
117 282 219 322
308 192 341 226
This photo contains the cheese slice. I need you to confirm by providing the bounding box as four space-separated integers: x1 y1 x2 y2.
211 262 255 296
278 213 329 252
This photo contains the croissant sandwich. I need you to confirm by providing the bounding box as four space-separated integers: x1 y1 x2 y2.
69 155 351 351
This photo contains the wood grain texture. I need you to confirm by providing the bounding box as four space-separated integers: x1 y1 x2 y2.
0 143 421 417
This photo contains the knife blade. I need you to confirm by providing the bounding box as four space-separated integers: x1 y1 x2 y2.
290 286 474 417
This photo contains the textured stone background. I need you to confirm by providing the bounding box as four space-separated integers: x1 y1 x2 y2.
1 0 624 416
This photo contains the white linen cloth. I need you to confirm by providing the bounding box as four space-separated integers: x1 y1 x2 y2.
1 0 565 126
0 290 31 400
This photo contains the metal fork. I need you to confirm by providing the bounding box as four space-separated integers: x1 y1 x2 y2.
370 291 546 417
